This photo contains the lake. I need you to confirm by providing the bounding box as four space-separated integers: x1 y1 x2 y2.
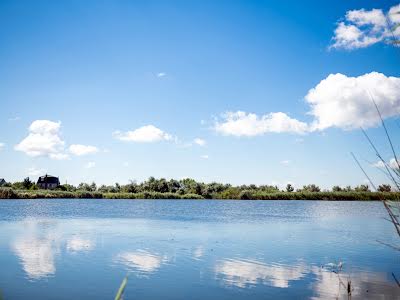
0 199 399 299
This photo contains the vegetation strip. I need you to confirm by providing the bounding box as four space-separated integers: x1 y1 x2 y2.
0 188 399 201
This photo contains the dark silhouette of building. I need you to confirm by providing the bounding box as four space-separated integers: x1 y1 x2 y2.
37 175 60 189
0 178 6 186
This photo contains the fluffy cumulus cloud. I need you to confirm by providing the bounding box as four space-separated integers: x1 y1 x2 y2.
214 72 400 137
15 120 68 159
69 144 98 156
305 72 400 130
214 111 308 137
113 125 173 143
331 4 400 50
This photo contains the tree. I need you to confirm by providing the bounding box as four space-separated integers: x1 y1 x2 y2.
378 184 391 192
90 182 97 192
286 184 294 192
354 184 370 192
77 183 91 191
300 184 320 192
23 177 34 190
332 186 342 192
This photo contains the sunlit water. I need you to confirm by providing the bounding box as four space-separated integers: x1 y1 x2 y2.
0 199 399 299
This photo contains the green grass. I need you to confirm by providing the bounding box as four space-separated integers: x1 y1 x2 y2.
1 187 399 201
114 276 128 300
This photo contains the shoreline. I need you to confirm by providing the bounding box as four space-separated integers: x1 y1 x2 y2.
1 188 399 201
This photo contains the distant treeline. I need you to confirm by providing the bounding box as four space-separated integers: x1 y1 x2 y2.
0 177 398 200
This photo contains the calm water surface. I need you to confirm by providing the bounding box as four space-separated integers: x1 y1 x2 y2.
0 199 399 299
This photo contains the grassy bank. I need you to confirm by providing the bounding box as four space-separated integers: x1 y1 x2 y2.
1 188 399 201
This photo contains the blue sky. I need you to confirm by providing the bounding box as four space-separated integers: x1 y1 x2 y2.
0 0 400 188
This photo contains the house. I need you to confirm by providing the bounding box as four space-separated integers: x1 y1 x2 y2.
37 175 60 189
0 178 6 186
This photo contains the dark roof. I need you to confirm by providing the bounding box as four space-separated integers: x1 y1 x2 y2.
37 175 59 184
0 178 5 182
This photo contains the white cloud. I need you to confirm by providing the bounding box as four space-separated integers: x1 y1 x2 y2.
49 153 69 160
194 138 206 146
331 5 400 50
214 111 308 137
373 158 400 169
280 160 290 165
0 143 4 150
113 125 173 143
305 72 400 130
69 144 99 156
8 116 20 121
84 162 96 169
157 72 166 78
214 72 400 137
389 4 400 23
346 8 386 30
27 167 45 176
15 120 68 159
200 155 209 159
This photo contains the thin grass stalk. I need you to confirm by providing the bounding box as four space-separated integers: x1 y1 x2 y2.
114 276 128 300
361 157 400 188
351 152 377 191
369 92 400 172
361 129 400 190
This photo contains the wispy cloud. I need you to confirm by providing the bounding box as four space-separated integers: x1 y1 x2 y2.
69 144 99 156
84 162 96 169
27 167 46 176
156 72 166 78
200 155 209 159
372 158 399 169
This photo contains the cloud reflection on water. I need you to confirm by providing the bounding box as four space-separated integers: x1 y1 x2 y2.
11 219 95 280
215 258 399 298
116 250 168 274
66 237 94 252
310 266 400 299
13 236 57 279
215 258 307 288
